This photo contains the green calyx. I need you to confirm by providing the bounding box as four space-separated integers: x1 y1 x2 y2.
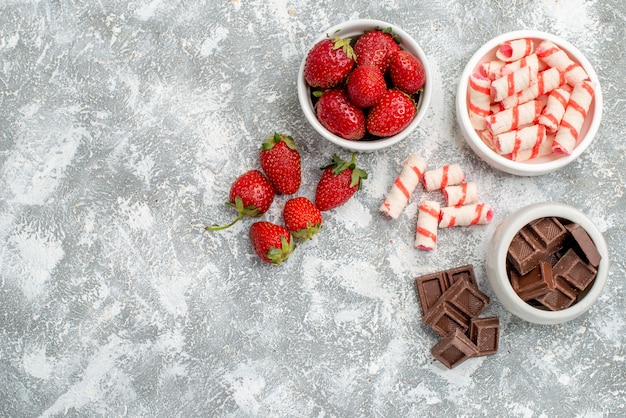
205 196 259 231
291 222 322 241
331 35 356 61
266 234 296 265
320 153 368 189
261 132 297 151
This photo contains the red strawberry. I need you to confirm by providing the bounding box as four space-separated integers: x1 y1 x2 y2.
205 169 275 231
346 65 386 108
283 197 322 241
389 50 426 94
315 89 366 140
354 28 401 73
260 133 301 195
366 89 416 137
304 36 356 89
315 154 368 211
249 221 295 265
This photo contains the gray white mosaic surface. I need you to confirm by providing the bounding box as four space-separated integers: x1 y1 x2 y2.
1 0 625 416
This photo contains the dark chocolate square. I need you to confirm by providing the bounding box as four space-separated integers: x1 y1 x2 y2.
469 317 500 356
430 328 478 369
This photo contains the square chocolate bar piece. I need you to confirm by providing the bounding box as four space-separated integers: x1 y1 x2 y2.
422 298 469 337
534 276 578 311
414 273 447 316
469 317 500 356
553 248 598 291
442 276 490 318
510 261 555 301
508 217 568 275
431 328 478 369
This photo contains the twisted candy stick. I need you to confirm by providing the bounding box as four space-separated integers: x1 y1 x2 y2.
535 40 589 86
439 203 494 228
538 87 571 133
491 65 538 102
495 124 547 156
480 53 542 81
487 100 543 135
511 134 553 162
468 72 492 130
415 200 440 251
553 81 596 155
496 38 534 62
443 182 478 207
380 153 426 219
422 164 465 191
499 67 566 110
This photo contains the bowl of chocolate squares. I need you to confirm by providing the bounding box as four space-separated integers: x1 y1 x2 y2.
487 202 609 324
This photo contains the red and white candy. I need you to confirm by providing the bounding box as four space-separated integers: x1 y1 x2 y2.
496 38 534 62
439 203 494 228
535 40 589 86
553 80 596 155
538 87 571 133
422 164 465 191
443 182 478 207
487 100 543 135
415 200 440 251
468 72 492 130
380 153 427 219
467 36 595 162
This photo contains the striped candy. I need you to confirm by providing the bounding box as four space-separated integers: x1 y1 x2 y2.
487 100 543 135
443 182 478 207
491 65 538 102
538 87 571 133
468 72 492 130
499 67 566 110
496 38 534 62
380 153 426 219
439 203 494 228
535 40 589 86
495 124 547 157
415 200 440 251
553 81 596 155
422 164 465 191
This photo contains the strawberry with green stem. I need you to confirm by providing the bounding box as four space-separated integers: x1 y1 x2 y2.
206 169 275 231
304 35 356 89
260 133 301 195
249 221 295 265
283 197 322 241
315 153 368 211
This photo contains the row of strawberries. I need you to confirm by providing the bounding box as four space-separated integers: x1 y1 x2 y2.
206 133 367 265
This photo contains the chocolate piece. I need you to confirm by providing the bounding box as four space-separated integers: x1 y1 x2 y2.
423 298 469 337
442 276 490 318
566 223 602 267
414 264 477 316
507 217 568 275
443 264 477 289
469 317 500 356
534 276 578 311
414 273 447 316
510 261 555 301
552 248 597 291
430 328 478 369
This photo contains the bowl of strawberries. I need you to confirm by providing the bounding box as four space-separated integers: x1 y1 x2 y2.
298 19 432 152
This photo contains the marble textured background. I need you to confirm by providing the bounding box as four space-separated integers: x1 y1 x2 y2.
1 0 624 416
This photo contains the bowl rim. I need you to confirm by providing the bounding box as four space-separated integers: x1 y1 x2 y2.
297 18 433 152
487 202 609 324
456 30 603 175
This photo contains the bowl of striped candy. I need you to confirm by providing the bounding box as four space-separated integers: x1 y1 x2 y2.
456 30 602 176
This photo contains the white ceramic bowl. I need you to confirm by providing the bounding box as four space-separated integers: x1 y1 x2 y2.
456 30 603 176
486 202 609 325
297 19 432 152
